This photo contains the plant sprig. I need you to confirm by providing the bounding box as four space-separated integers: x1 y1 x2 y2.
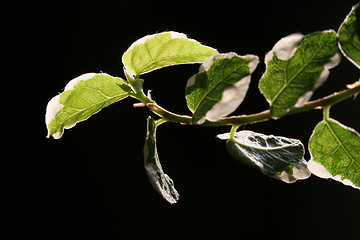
46 4 360 203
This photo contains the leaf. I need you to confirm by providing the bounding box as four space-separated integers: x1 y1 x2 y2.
185 53 259 124
338 3 360 68
46 73 131 139
259 31 340 118
217 130 311 183
308 118 360 189
144 117 179 204
122 31 218 76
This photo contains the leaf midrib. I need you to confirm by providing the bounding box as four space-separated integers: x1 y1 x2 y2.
270 43 324 106
233 138 300 151
132 38 215 75
137 54 213 74
324 119 360 174
51 92 128 131
193 60 247 117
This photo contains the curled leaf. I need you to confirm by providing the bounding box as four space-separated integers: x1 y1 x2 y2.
218 130 310 183
144 117 179 204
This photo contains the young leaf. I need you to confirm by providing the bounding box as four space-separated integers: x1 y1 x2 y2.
218 130 311 183
338 3 360 68
308 118 360 189
144 117 179 204
46 73 131 139
185 53 259 124
259 31 340 118
122 31 218 76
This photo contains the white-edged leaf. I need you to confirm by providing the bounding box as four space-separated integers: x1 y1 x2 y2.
259 30 340 118
309 118 360 189
46 73 131 139
122 31 218 76
186 53 259 124
218 130 311 183
144 117 179 204
338 3 360 68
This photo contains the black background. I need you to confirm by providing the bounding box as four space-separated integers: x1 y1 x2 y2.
4 0 360 239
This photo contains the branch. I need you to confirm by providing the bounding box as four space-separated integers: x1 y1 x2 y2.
145 81 360 127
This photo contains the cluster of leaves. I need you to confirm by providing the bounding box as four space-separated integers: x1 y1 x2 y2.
46 5 360 203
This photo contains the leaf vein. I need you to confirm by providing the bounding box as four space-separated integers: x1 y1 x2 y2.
324 120 360 174
271 43 324 105
55 93 128 127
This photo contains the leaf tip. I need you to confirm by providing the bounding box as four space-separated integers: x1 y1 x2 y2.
293 164 312 180
274 165 311 183
308 159 360 190
266 33 304 62
45 95 65 139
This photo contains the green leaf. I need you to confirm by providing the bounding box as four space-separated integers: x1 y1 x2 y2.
218 130 311 183
122 31 218 76
308 117 360 189
185 53 259 124
259 30 340 118
46 73 131 139
338 3 360 68
144 117 179 204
